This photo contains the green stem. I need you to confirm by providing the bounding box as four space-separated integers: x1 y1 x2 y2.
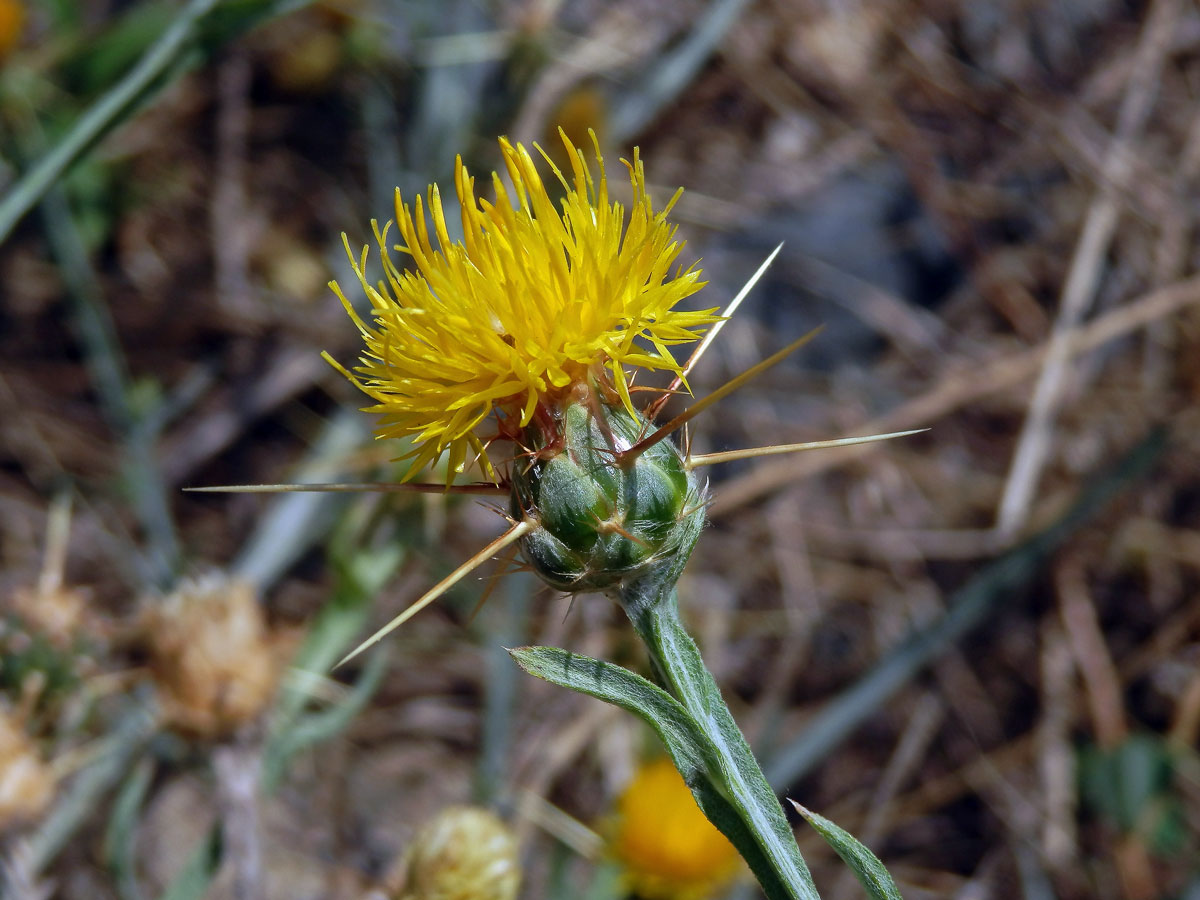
619 580 820 900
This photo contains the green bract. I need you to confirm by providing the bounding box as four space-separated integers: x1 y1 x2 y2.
511 399 706 593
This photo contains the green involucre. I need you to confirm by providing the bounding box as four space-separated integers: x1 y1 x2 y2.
511 398 705 593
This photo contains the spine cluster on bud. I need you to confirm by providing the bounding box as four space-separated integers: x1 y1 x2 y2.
511 393 706 594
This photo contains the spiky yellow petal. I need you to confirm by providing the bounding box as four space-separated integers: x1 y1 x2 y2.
326 131 717 482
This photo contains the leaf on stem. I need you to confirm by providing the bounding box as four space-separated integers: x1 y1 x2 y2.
509 645 804 900
788 800 904 900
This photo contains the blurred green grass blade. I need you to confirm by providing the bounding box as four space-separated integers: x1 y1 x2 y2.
609 0 750 143
262 644 391 790
1013 844 1058 900
764 427 1167 790
0 0 220 243
265 559 396 730
199 0 315 47
510 646 807 900
473 576 532 806
38 183 180 586
155 826 222 900
789 802 903 900
26 702 159 876
104 758 157 900
0 0 316 244
277 543 404 703
46 0 84 29
579 860 625 900
233 410 370 591
261 537 405 789
59 4 177 94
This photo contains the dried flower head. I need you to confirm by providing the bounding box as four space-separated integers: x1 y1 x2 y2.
0 706 53 829
12 583 87 649
610 758 741 900
325 130 718 482
142 574 281 739
394 805 520 900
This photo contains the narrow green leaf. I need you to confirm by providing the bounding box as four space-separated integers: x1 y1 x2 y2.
510 646 804 900
267 543 403 731
25 703 159 874
262 644 390 790
789 801 903 900
104 758 156 900
155 827 221 900
0 0 318 243
510 646 703 771
259 540 403 792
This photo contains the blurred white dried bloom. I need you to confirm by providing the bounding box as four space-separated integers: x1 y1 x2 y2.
395 806 520 900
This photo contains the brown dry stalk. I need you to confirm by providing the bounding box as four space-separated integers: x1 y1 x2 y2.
1056 555 1127 748
996 0 1184 537
1038 620 1078 871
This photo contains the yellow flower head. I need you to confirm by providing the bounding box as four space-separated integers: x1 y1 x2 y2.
325 131 717 482
0 0 24 59
610 758 741 900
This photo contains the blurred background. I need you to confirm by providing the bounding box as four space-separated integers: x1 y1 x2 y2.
1 0 1199 898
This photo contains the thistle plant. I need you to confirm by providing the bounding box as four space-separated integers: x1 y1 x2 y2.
206 131 913 900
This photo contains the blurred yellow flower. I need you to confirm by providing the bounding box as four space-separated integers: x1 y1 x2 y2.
611 758 741 900
0 0 23 59
325 131 716 482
